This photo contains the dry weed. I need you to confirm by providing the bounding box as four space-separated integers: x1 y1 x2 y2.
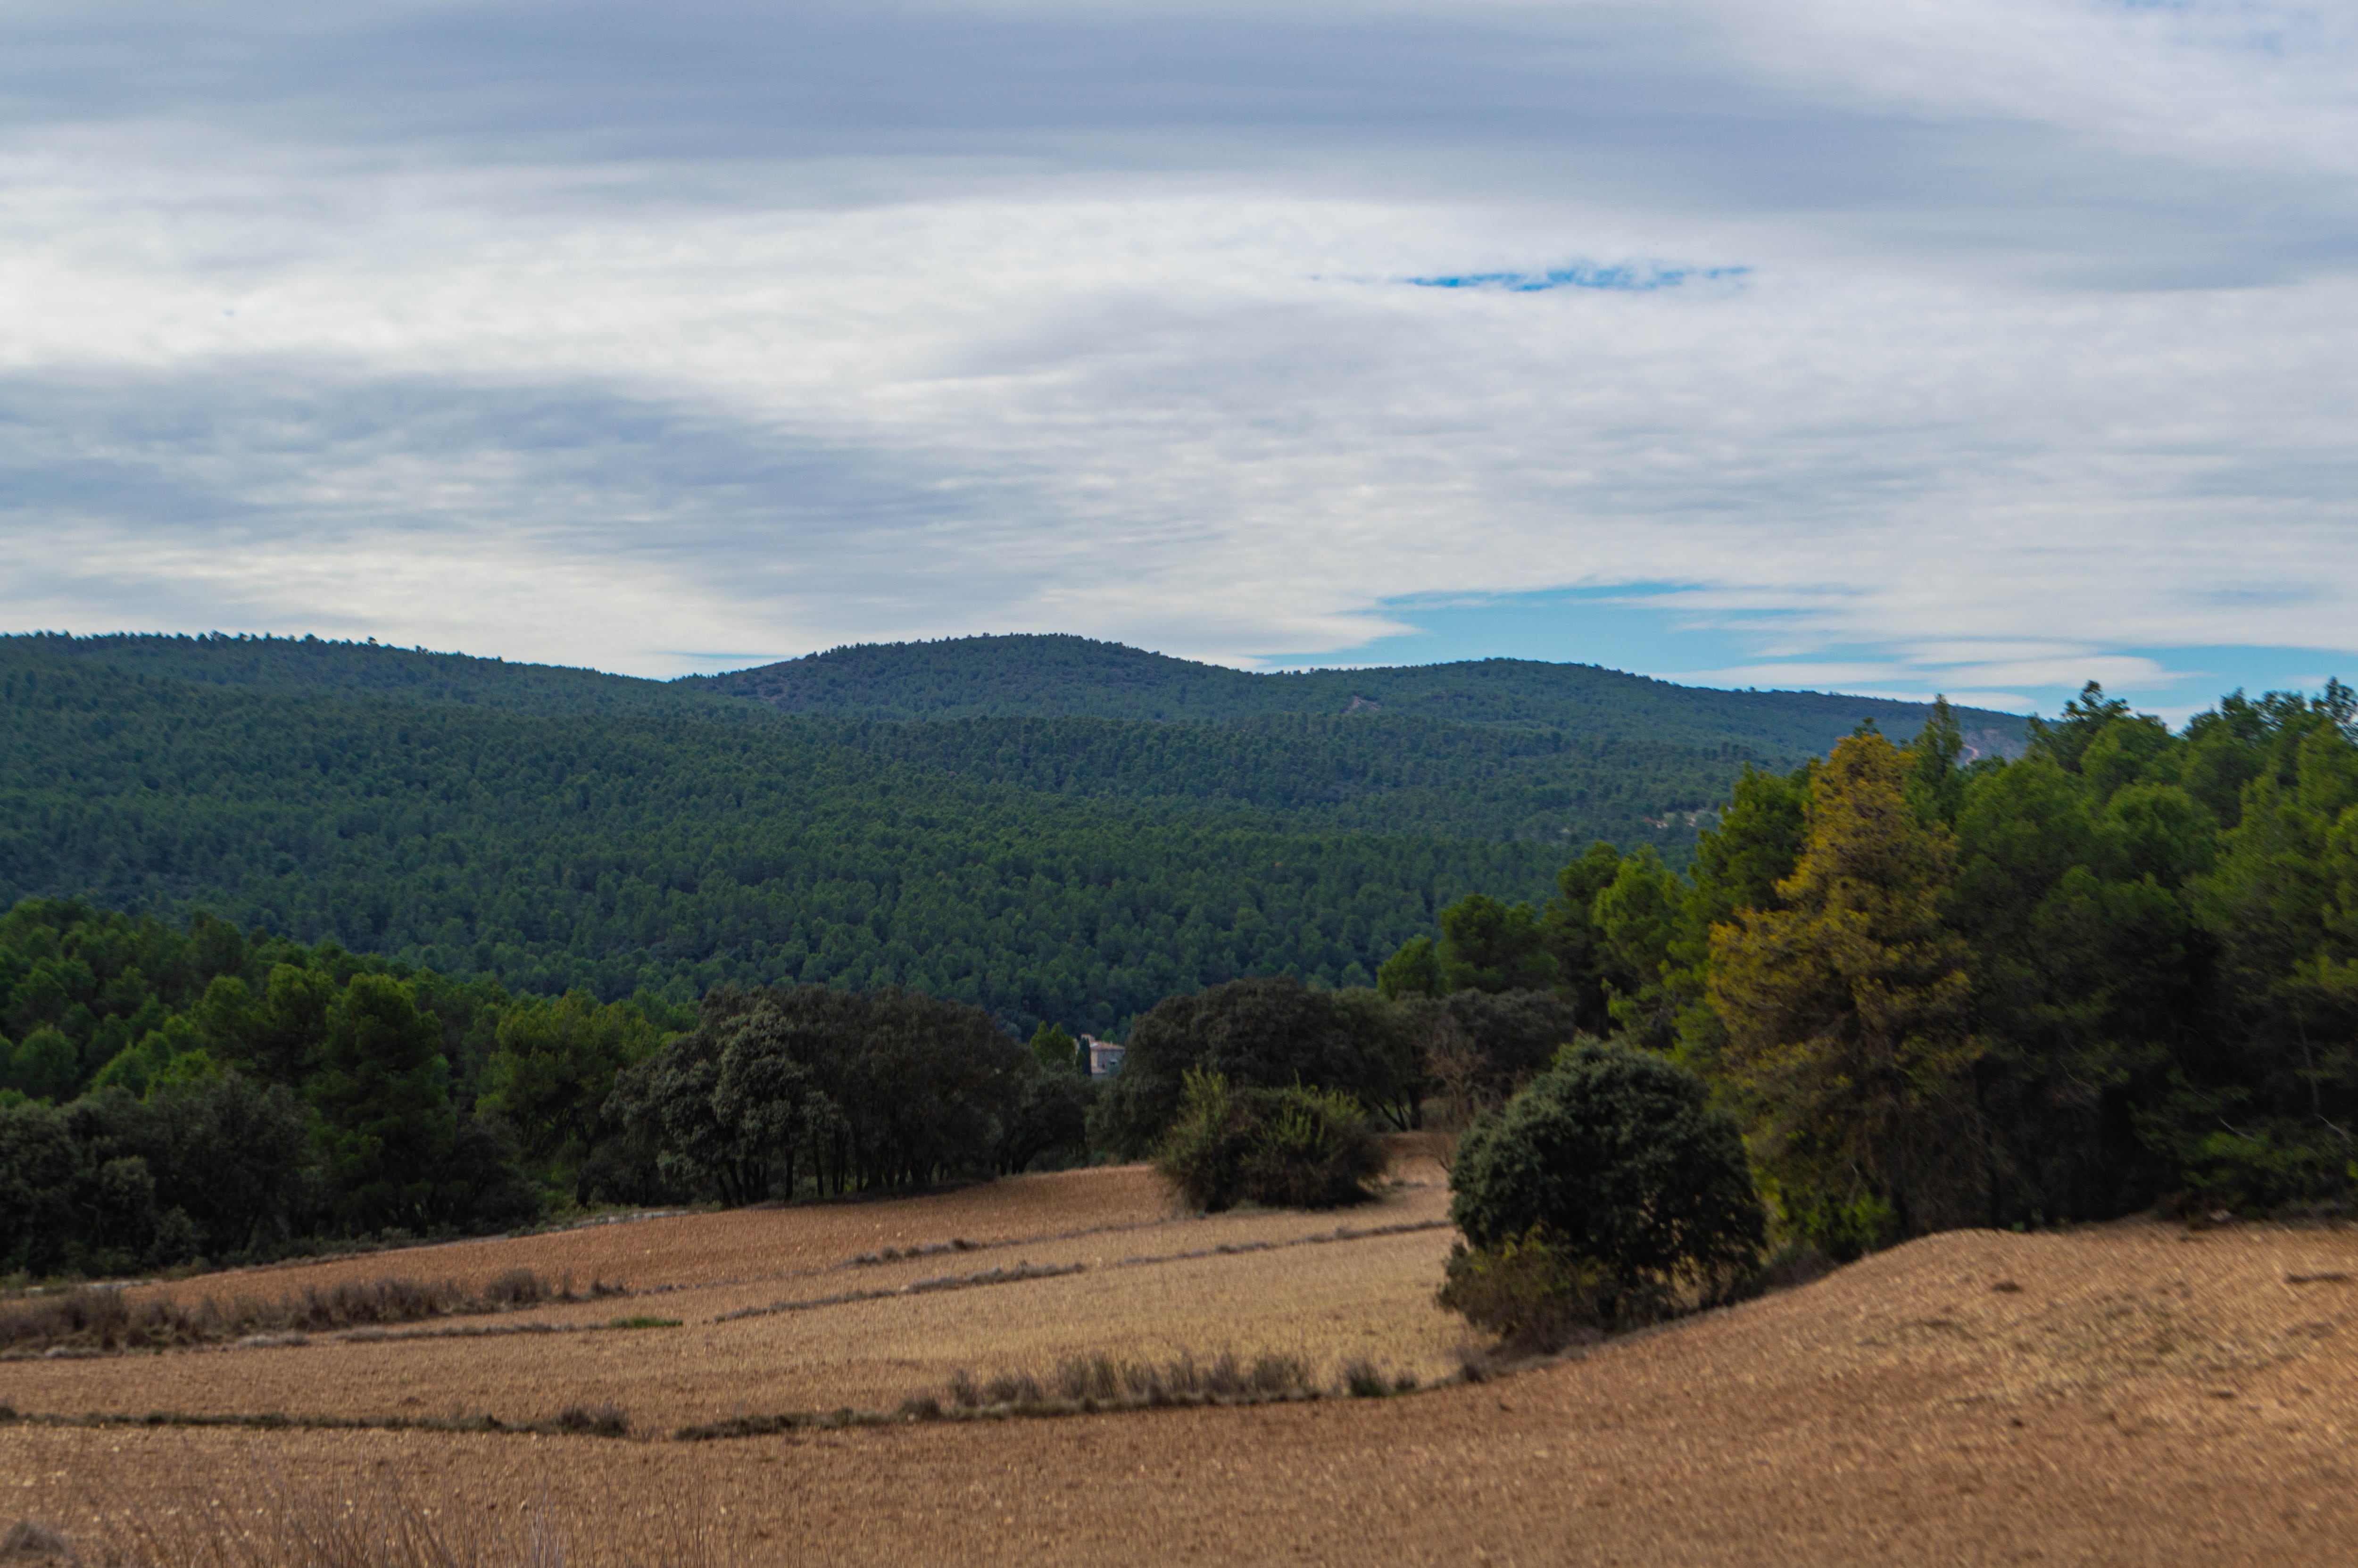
1 1275 622 1359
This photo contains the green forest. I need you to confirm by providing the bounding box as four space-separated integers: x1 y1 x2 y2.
1373 682 2358 1245
4 632 2008 1030
0 898 673 1271
7 629 2348 1280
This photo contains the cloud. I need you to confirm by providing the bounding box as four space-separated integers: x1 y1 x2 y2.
0 0 2354 689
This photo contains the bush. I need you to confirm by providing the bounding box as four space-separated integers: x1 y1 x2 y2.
1155 1071 1385 1211
1785 1190 1895 1262
1444 1041 1763 1340
1094 977 1422 1158
2168 1127 2355 1217
1435 1228 1628 1352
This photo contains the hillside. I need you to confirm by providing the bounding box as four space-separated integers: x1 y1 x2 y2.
13 631 755 722
0 644 1561 1032
15 629 2023 844
5 1194 2351 1565
0 632 2027 1030
688 633 2027 759
28 631 2027 762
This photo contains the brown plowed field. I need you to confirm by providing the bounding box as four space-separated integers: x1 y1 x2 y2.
4 1164 1461 1429
125 1163 1194 1303
7 1168 2358 1564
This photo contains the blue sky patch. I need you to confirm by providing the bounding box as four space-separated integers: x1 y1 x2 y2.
1260 586 2353 725
1405 264 1749 292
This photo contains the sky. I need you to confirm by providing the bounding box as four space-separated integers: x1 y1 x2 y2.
3 0 2355 722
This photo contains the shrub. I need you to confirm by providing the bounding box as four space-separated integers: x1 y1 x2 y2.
552 1402 631 1438
1785 1190 1895 1262
1239 1086 1386 1209
1094 977 1422 1157
1451 1041 1763 1277
0 1269 606 1355
2 1519 71 1559
930 1348 1320 1413
1154 1072 1384 1212
2169 1127 2355 1216
1435 1228 1627 1352
1154 1071 1259 1211
1443 1042 1763 1344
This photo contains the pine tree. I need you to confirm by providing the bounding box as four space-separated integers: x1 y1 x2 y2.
311 973 457 1231
1707 731 1978 1247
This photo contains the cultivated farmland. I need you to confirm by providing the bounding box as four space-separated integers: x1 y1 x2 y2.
1 1159 1462 1432
4 1161 2357 1565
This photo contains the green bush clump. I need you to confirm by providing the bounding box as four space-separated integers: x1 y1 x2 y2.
1442 1041 1763 1347
1435 1228 1624 1352
1155 1071 1385 1212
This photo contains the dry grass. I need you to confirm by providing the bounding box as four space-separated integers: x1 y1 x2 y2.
0 1452 726 1567
6 1166 2357 1564
115 1167 1184 1310
0 1273 620 1358
0 1166 1462 1431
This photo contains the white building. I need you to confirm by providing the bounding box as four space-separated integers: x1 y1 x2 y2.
1082 1035 1125 1078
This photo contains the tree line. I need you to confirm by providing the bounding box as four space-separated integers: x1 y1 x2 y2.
1372 681 2358 1247
0 899 653 1273
0 898 1095 1275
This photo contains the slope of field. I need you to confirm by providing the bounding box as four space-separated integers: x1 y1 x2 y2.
1 1163 1463 1431
4 1177 2355 1565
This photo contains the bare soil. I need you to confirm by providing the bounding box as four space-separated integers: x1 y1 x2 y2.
2 1164 1461 1428
6 1170 2356 1565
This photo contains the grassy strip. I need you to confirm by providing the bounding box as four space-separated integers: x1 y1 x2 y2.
0 1269 631 1358
330 1315 680 1346
1105 1217 1449 1271
673 1408 901 1439
846 1238 982 1267
673 1347 1430 1441
0 1399 637 1440
708 1261 1087 1324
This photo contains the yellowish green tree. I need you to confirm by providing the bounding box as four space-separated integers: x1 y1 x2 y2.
1708 730 1978 1250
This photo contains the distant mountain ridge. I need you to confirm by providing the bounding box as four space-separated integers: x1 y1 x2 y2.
21 630 2028 763
686 634 2027 760
12 631 752 722
0 630 2030 1030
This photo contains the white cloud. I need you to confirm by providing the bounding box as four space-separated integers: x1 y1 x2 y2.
1 1 2354 687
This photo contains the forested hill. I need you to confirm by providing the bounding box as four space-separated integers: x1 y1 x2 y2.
687 634 2026 759
0 631 2022 1033
0 641 1557 1035
14 631 752 723
29 631 2027 762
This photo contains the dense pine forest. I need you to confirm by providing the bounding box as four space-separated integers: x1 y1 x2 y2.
1 632 2007 1030
0 628 2351 1277
1383 682 2358 1244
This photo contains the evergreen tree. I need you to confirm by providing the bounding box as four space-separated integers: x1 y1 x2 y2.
311 973 457 1231
1026 1021 1083 1076
1437 895 1558 995
477 989 664 1170
1590 847 1684 1048
1543 841 1624 1034
1375 935 1443 1000
1707 731 1978 1247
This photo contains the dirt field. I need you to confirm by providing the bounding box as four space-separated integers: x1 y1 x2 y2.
1 1161 1462 1429
6 1167 2358 1565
